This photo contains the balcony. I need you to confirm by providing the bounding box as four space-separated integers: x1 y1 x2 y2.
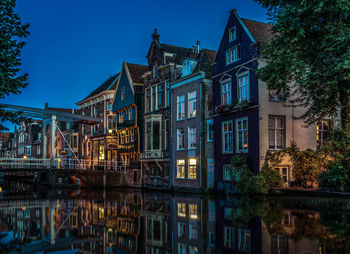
140 151 163 159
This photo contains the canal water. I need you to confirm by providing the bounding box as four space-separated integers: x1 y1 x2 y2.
0 180 350 254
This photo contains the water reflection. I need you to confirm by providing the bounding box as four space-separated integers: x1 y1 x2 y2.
0 183 350 253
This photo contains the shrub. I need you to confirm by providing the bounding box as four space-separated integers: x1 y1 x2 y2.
319 161 350 192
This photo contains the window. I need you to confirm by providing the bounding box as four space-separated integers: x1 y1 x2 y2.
221 81 232 105
207 120 214 142
188 158 197 179
120 133 125 145
189 204 198 220
37 145 40 155
238 229 251 252
223 165 231 181
146 88 151 113
189 224 198 240
177 160 185 179
107 102 112 111
178 222 186 238
269 116 285 150
188 127 196 149
26 146 31 156
157 85 162 109
224 208 233 220
236 118 248 152
152 86 157 111
226 45 240 65
238 73 249 102
208 232 216 247
177 203 186 217
188 91 196 117
275 167 289 183
146 122 151 150
128 108 132 120
189 246 198 254
177 129 185 150
178 243 186 254
269 89 285 101
130 129 135 142
224 226 235 249
108 115 116 130
222 121 233 153
125 130 129 143
153 121 160 150
119 112 124 124
177 95 185 120
317 120 330 148
121 87 125 101
229 27 236 42
94 106 98 115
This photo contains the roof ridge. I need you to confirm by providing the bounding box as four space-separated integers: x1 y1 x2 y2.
241 17 271 25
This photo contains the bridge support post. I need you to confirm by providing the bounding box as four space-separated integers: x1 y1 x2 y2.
50 201 55 245
51 115 56 168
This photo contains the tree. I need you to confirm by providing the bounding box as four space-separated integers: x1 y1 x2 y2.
255 0 350 128
0 0 29 130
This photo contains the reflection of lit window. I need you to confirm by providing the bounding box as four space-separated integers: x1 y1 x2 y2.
224 207 233 220
177 203 186 217
189 204 198 220
238 229 251 252
178 222 186 238
99 145 105 160
189 223 198 240
189 246 198 254
224 226 235 249
99 207 104 219
178 243 186 254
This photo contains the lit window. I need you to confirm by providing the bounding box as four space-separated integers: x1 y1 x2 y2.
177 160 185 179
188 91 196 117
223 165 231 181
207 120 214 142
317 120 330 148
130 129 135 142
189 204 198 220
221 81 232 105
120 132 125 145
238 74 249 102
177 95 185 120
188 127 196 149
177 129 185 150
226 45 240 65
224 226 235 249
177 203 186 217
269 116 285 150
238 229 251 252
119 112 124 124
188 158 197 179
236 118 248 152
128 108 132 120
222 121 233 153
125 130 129 143
229 27 236 42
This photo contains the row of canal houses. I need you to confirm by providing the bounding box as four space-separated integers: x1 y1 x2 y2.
12 10 325 192
71 10 326 192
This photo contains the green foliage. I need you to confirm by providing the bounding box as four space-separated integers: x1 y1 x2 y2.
0 0 29 130
319 161 349 192
231 155 283 194
285 142 327 187
255 0 350 127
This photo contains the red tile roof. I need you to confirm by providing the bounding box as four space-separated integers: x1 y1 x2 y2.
241 18 273 45
203 49 217 64
126 63 148 84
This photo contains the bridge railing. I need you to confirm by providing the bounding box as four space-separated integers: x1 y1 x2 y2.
0 157 51 169
57 158 128 171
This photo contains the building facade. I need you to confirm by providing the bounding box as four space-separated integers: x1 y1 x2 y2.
140 30 190 189
112 61 148 186
170 48 216 191
213 10 319 191
76 74 120 169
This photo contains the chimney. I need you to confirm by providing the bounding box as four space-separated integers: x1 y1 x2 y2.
45 102 48 109
196 41 200 53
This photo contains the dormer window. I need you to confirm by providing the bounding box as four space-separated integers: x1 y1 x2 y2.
229 27 236 42
181 59 198 77
121 87 125 101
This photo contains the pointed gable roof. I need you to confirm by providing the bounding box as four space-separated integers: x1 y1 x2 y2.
125 63 148 84
241 18 273 45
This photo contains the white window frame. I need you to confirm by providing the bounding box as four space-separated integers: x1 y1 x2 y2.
236 117 248 153
237 72 249 103
188 127 196 149
177 95 185 120
229 26 236 42
269 116 285 150
222 121 233 153
207 120 214 142
226 45 240 65
221 80 232 105
177 129 185 150
188 91 197 118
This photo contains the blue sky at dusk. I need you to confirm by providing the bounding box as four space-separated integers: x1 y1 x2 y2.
5 0 267 117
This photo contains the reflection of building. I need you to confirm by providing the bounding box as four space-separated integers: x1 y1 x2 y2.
76 74 120 169
141 192 172 254
112 61 148 186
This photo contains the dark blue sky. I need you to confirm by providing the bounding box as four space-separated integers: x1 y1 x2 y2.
5 0 267 121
